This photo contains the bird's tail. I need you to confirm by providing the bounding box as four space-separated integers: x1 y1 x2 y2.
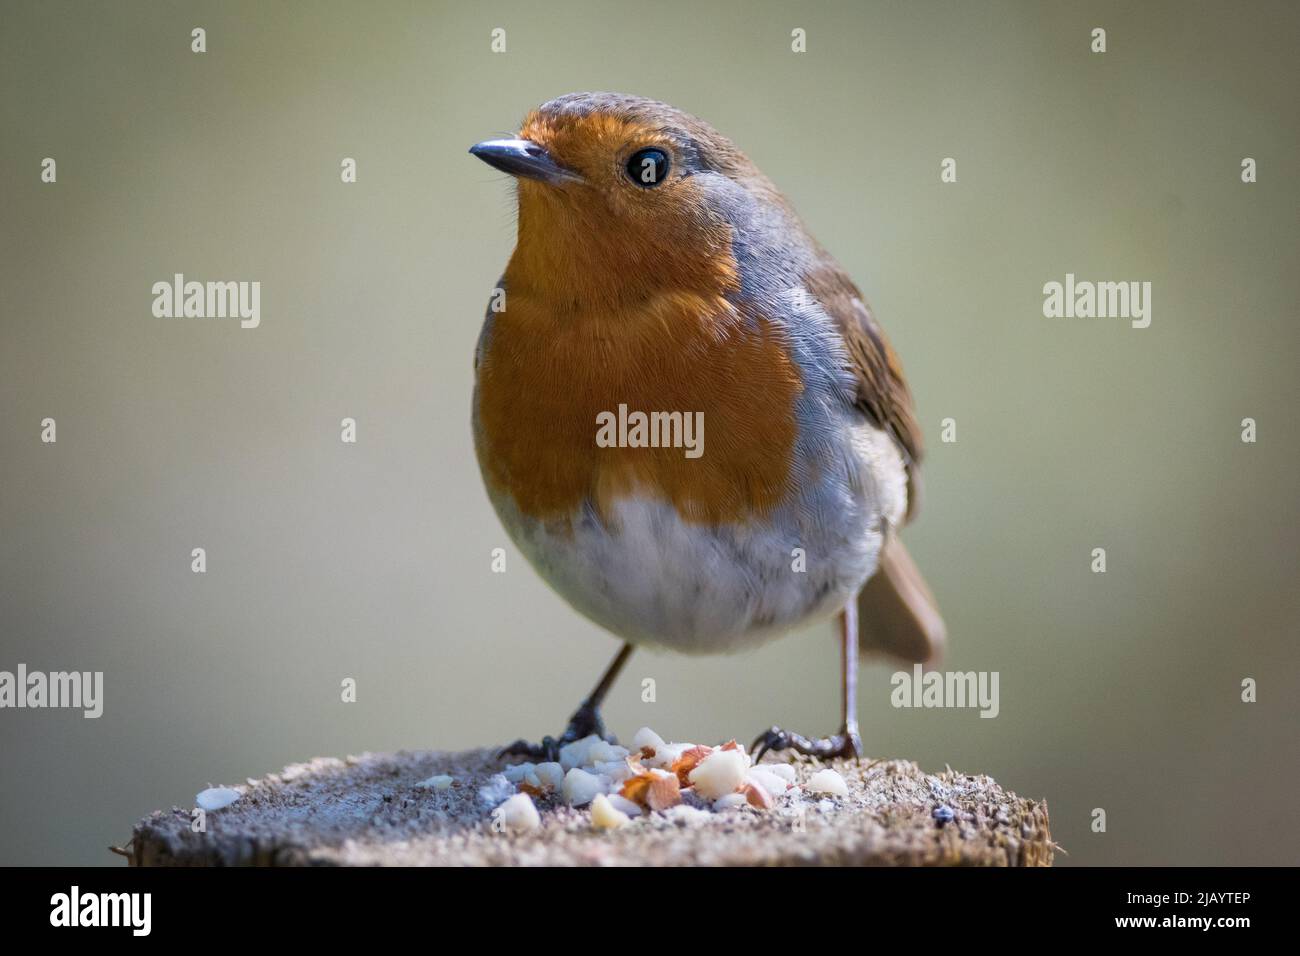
857 537 946 664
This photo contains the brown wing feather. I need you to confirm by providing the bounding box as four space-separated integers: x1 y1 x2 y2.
803 257 925 522
803 256 944 663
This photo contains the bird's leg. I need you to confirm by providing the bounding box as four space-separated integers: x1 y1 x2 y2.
752 597 864 763
500 642 633 762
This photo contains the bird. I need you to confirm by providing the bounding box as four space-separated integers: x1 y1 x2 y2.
469 93 945 763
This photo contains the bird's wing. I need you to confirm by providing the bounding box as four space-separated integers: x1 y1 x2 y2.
802 256 924 522
802 256 945 664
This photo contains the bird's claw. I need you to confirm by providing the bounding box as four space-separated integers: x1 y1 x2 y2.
499 735 562 762
498 702 613 762
751 725 863 764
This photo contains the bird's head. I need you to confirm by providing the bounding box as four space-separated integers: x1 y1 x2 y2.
470 93 786 307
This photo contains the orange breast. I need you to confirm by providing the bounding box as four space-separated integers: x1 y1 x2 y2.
475 290 803 526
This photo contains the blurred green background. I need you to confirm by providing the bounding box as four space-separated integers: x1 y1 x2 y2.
1 0 1296 865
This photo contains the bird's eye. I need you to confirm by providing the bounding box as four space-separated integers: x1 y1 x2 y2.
626 148 669 187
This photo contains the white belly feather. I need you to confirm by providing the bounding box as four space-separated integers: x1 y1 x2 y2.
487 421 906 654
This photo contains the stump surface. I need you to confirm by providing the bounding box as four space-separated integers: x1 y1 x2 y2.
129 748 1053 866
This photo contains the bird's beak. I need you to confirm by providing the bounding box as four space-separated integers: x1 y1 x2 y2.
469 138 580 185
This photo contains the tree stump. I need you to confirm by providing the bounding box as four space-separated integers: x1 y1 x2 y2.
127 747 1053 866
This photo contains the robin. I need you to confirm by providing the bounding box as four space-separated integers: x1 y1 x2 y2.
470 93 945 763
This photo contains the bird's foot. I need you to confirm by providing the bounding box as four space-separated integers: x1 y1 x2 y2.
499 701 611 762
751 724 863 764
